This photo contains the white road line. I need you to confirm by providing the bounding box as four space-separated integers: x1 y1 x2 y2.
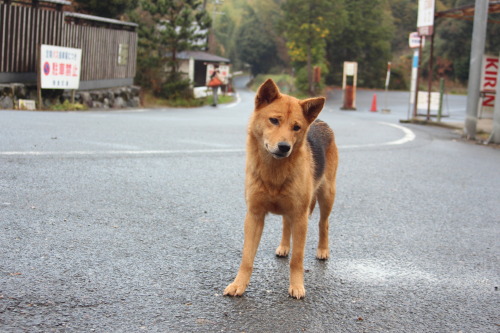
0 148 245 156
0 122 416 157
340 122 416 149
221 93 241 108
380 122 416 145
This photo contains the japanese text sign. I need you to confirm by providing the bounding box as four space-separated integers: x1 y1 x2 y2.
206 64 230 85
40 45 82 89
417 0 435 36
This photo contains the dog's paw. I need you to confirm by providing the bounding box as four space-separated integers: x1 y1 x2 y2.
316 248 329 260
223 282 247 297
275 245 290 257
288 284 306 299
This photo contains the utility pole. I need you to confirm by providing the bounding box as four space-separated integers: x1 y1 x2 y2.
464 0 489 140
207 0 224 53
490 52 500 144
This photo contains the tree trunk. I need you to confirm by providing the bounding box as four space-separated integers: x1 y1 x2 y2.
307 43 313 96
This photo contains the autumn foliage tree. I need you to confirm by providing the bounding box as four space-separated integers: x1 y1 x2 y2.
281 0 346 95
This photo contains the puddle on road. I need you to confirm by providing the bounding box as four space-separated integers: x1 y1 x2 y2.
338 259 437 285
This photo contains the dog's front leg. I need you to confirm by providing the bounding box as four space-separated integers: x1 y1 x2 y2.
224 211 265 297
275 216 291 257
289 214 308 299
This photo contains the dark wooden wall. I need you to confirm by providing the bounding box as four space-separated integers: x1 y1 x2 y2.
0 3 137 82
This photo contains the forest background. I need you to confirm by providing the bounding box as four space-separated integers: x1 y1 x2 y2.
73 0 500 98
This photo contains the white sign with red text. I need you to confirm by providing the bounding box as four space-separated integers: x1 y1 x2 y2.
40 45 82 89
480 55 499 112
206 64 230 85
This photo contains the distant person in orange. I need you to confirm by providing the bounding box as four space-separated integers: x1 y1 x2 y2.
208 66 223 107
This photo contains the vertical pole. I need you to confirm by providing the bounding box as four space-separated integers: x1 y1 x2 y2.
37 44 42 109
427 34 434 121
413 37 423 118
465 0 489 140
383 62 391 112
408 50 419 120
438 78 444 122
353 63 357 109
489 52 500 144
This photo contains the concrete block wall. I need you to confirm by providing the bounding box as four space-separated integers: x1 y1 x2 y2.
0 83 141 110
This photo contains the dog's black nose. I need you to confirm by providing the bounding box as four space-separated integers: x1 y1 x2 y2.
278 142 291 153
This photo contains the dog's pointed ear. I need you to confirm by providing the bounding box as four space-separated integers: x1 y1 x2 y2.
255 79 281 109
300 97 325 123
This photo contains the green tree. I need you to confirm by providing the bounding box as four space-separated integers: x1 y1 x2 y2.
432 0 500 84
234 5 280 76
73 0 139 18
326 0 393 88
132 0 211 98
388 0 417 52
208 0 288 73
141 0 211 74
282 0 346 95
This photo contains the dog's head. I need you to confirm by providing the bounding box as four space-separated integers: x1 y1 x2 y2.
250 78 325 159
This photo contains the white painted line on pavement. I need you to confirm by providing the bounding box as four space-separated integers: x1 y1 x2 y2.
0 148 246 156
377 122 416 145
221 93 241 108
0 122 416 157
340 122 416 149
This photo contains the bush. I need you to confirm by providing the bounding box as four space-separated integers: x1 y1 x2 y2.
50 100 88 111
250 74 296 94
160 74 193 100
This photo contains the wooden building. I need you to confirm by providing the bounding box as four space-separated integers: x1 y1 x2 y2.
0 0 137 90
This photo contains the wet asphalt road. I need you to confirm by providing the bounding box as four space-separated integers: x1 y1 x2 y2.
1 78 499 332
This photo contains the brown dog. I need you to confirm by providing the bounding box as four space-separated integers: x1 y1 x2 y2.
223 79 338 299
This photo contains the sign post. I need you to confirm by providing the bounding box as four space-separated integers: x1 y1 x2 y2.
408 33 423 119
408 32 424 119
382 62 391 113
417 0 435 120
38 44 82 108
465 0 489 139
341 61 358 110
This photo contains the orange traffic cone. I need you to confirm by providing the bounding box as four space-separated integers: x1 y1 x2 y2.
370 94 377 112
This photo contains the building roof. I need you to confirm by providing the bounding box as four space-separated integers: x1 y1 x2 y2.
176 51 230 63
42 0 72 5
64 12 138 28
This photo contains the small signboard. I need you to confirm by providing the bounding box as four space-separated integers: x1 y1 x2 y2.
18 99 36 110
417 91 440 111
40 45 82 89
206 64 230 85
417 0 435 36
341 62 358 110
409 32 425 49
480 55 498 112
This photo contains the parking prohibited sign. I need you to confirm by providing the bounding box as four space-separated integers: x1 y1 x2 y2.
40 45 82 89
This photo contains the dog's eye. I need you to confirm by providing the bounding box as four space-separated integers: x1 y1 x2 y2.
293 125 301 131
269 118 279 125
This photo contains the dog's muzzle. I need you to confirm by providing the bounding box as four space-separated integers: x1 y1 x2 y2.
268 141 292 159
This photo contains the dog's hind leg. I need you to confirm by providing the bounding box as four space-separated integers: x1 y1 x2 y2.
275 216 291 257
224 211 265 297
316 181 336 260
